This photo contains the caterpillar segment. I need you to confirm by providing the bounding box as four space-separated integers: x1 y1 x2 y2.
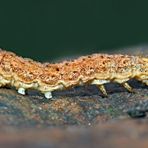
0 49 147 99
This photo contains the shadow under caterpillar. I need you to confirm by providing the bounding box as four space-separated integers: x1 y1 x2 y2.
0 49 147 99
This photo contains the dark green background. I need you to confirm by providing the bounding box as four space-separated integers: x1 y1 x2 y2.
0 0 148 61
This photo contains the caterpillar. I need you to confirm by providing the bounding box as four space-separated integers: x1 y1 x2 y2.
0 49 147 99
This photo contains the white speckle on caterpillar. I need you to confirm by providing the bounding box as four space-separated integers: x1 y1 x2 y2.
0 49 147 98
44 91 52 99
18 87 26 95
91 80 110 85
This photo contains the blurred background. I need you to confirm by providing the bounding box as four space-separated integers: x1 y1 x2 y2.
0 0 148 61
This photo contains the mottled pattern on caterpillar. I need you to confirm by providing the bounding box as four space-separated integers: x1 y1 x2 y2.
0 49 147 99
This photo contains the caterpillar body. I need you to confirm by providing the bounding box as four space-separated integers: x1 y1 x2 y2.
0 49 147 99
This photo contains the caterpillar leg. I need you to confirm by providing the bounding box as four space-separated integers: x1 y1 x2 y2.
142 80 148 86
122 82 133 92
114 79 134 92
44 91 52 99
18 87 26 95
0 84 3 87
97 85 108 96
135 75 148 86
91 79 109 96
